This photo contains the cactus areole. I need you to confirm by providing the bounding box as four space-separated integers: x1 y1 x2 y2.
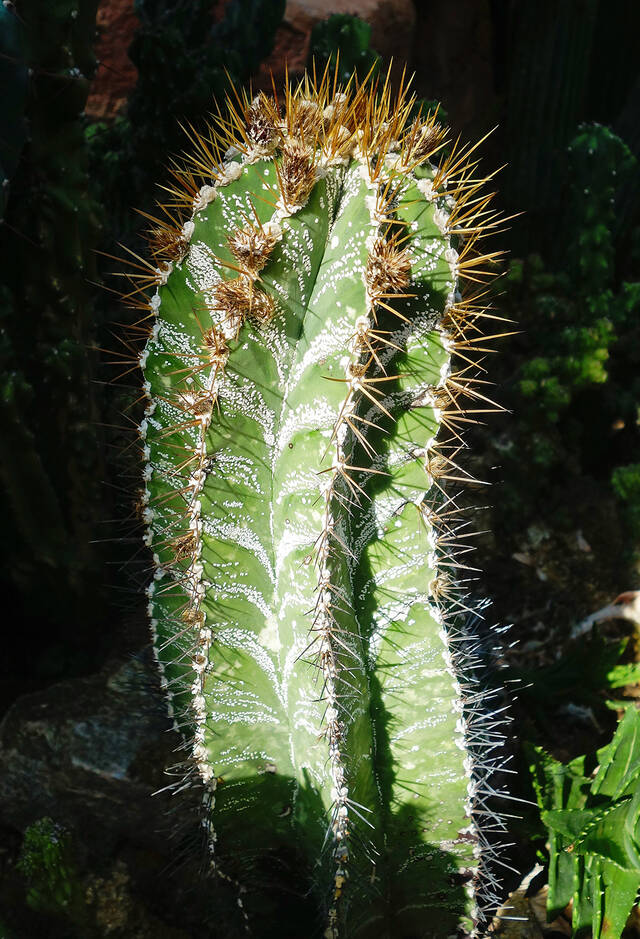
130 69 506 937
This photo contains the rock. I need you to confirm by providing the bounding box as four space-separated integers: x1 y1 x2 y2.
0 651 178 854
85 0 140 120
255 0 416 91
85 861 190 938
0 652 232 937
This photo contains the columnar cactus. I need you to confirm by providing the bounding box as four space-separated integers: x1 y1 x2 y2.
128 69 506 937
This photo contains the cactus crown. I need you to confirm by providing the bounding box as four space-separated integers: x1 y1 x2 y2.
121 65 508 938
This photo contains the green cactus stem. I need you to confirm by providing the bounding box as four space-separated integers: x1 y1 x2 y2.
124 69 507 937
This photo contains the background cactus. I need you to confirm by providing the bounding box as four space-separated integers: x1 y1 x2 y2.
128 69 506 937
0 0 108 652
0 3 28 222
87 0 285 239
308 14 380 85
500 0 640 252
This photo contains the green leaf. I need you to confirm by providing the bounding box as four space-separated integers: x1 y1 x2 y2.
607 662 640 689
543 808 598 841
533 710 640 935
593 707 640 799
530 746 590 812
571 800 638 870
599 861 640 938
530 746 591 914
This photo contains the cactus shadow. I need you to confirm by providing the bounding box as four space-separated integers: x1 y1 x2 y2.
195 770 330 938
193 768 470 939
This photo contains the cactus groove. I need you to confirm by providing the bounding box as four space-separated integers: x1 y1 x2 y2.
125 68 508 938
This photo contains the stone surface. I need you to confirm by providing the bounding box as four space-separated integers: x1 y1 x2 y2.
84 862 190 938
255 0 416 90
0 651 177 853
0 651 231 937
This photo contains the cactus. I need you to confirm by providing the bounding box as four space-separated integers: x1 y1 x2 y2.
128 69 506 937
501 0 599 249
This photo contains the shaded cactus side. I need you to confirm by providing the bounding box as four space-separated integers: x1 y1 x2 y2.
124 70 509 937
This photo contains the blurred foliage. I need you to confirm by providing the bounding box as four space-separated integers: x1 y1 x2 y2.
0 0 107 646
514 124 637 423
306 15 447 142
612 464 640 547
0 4 28 220
531 708 640 936
87 0 285 238
477 121 640 576
307 14 380 85
17 818 81 916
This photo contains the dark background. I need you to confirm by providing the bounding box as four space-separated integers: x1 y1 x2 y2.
0 1 639 935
